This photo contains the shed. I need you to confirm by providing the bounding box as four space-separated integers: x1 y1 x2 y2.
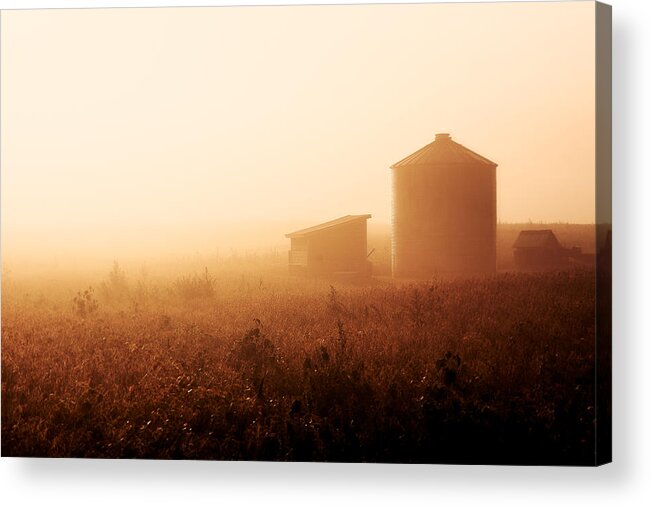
285 214 372 276
513 229 567 270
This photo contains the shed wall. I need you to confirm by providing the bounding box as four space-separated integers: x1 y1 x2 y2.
306 220 368 274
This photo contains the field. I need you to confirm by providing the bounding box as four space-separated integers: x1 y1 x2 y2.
1 238 598 464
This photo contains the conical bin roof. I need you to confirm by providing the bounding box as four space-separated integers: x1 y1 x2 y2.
391 133 497 168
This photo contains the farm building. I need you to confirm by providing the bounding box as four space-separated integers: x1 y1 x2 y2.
390 133 497 278
512 229 568 270
285 214 372 276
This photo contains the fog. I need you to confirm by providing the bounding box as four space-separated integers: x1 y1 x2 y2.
2 2 596 272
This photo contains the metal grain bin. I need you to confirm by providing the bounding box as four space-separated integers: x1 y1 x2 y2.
391 133 497 278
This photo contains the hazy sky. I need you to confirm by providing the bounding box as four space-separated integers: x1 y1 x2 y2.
1 2 596 258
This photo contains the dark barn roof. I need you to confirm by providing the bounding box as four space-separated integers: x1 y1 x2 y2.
391 133 497 169
513 230 561 249
285 214 372 239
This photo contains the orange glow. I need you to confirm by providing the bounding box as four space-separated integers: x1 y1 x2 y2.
1 2 595 268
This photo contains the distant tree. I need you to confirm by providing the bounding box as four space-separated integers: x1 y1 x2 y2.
100 261 129 302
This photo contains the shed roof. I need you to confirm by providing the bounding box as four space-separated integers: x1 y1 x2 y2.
391 133 497 169
285 214 371 238
513 230 562 249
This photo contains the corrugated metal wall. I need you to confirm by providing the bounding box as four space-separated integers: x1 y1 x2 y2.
391 137 496 278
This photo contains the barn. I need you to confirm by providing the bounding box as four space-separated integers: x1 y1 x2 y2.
285 214 372 276
391 133 497 277
513 229 567 270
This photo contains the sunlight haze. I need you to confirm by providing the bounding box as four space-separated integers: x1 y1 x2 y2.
1 2 596 264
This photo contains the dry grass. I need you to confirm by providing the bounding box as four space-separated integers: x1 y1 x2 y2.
1 261 596 464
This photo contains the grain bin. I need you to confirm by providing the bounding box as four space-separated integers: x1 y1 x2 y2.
391 133 497 278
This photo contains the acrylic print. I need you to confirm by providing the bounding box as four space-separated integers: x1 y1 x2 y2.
0 1 612 465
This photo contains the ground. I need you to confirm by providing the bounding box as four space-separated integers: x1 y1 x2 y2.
1 259 598 464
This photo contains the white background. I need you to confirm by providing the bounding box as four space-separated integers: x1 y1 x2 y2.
0 0 649 504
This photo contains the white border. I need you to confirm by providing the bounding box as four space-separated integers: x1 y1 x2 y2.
1 0 650 505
